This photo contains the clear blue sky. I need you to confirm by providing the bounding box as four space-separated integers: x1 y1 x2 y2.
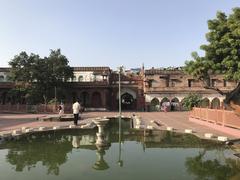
0 0 239 69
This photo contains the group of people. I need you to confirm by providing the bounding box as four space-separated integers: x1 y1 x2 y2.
58 100 83 126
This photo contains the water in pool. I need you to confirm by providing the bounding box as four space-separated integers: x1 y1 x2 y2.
0 119 239 180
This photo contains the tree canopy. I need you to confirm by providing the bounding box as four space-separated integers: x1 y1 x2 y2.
8 49 73 104
182 94 202 110
185 7 240 105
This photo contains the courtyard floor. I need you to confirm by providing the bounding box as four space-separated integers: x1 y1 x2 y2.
0 111 239 140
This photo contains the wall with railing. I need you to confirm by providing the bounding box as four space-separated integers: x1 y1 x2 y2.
0 104 59 113
190 107 240 130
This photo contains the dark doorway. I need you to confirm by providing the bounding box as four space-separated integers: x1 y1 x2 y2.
171 97 180 111
91 92 102 108
80 92 90 107
121 93 134 110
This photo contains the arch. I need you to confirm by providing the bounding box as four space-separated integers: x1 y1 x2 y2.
121 93 135 110
150 98 160 111
171 97 180 111
72 76 76 82
80 91 90 107
78 75 83 82
117 88 136 99
0 75 4 82
0 92 7 104
91 92 102 108
160 97 170 106
211 97 220 109
160 97 170 111
201 98 210 108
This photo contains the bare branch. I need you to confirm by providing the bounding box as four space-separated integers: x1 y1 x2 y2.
203 86 226 95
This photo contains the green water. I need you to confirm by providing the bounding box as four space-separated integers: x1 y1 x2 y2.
0 120 239 180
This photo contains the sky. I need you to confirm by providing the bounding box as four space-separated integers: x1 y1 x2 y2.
0 0 239 70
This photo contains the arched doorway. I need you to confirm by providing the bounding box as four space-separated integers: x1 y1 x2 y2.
161 97 170 111
91 92 102 108
171 97 180 111
211 98 220 109
121 93 134 110
201 98 210 108
150 98 160 111
80 92 90 107
0 92 7 104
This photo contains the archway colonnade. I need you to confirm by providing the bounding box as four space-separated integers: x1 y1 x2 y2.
148 96 224 112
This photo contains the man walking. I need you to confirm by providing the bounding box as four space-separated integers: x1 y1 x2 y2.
72 99 81 126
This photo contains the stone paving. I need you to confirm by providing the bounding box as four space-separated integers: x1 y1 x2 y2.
0 111 239 140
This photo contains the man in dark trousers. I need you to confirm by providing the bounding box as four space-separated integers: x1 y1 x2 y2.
72 99 81 126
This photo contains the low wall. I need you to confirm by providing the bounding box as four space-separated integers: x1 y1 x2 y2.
0 104 108 113
0 104 58 113
190 107 240 137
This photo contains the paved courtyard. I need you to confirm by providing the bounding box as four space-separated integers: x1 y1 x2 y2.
0 111 239 140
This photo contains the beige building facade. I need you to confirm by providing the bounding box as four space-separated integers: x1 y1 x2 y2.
144 68 237 111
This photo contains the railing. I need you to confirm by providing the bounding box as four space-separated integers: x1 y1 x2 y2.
190 107 240 130
0 104 106 113
0 104 58 113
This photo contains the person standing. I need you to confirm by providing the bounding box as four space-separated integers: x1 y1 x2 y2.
59 102 64 115
72 100 81 125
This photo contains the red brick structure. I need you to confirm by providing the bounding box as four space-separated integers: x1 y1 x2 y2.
0 67 145 111
0 66 236 111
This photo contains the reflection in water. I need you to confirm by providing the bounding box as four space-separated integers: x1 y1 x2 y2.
0 119 239 180
93 118 110 170
72 136 81 148
93 146 110 170
185 149 240 180
117 116 123 167
4 132 73 175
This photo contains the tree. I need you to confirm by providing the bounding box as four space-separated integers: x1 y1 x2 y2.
8 49 73 104
185 8 240 109
182 94 202 110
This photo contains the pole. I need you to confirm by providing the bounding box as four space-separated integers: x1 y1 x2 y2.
119 67 121 117
118 66 122 167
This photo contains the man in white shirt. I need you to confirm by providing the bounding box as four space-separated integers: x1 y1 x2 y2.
72 100 81 125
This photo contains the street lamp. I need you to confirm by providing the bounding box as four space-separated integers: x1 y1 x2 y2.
118 66 124 117
117 66 124 167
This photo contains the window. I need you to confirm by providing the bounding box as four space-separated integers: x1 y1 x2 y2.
165 78 169 87
223 80 227 87
188 79 193 87
148 80 153 88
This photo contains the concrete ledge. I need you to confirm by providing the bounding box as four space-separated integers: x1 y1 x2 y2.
53 126 60 130
39 127 46 131
135 125 145 129
167 127 173 131
218 136 228 142
69 125 76 128
21 127 28 131
25 128 34 133
190 117 240 138
0 132 12 137
185 129 193 134
205 133 214 138
147 125 154 130
12 130 21 135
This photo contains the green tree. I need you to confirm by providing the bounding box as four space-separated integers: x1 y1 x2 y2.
8 49 73 104
185 8 240 108
182 94 202 110
185 150 240 180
